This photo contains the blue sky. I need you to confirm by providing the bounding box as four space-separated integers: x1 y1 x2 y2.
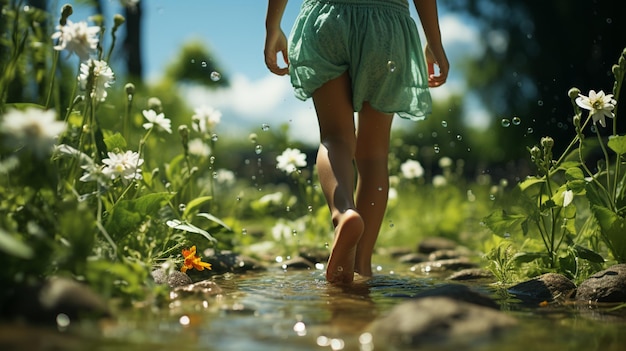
61 1 485 145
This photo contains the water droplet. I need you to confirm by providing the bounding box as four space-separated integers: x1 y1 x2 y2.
434 145 440 153
501 119 511 127
307 205 313 212
387 60 397 73
178 315 191 326
210 71 221 81
285 206 291 212
294 321 307 336
537 100 544 106
241 228 247 235
261 123 270 131
456 134 463 141
211 133 219 141
178 203 186 211
527 127 534 134
212 171 218 179
512 117 521 125
190 59 196 64
441 120 448 127
56 313 70 329
201 61 207 68
292 230 298 236
255 145 263 154
591 125 597 133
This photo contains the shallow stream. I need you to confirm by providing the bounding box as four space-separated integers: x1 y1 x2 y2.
2 258 625 351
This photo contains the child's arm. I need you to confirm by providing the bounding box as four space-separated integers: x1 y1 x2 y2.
413 0 449 87
265 0 290 76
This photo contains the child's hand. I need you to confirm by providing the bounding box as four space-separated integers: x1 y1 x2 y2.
425 43 449 87
264 28 290 76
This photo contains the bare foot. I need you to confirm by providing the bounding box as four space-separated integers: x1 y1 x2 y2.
355 261 373 277
326 209 364 284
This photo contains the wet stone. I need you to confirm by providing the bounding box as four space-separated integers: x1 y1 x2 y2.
417 237 458 254
411 257 478 273
428 248 469 261
413 283 500 309
273 256 316 270
298 247 329 264
171 280 223 299
447 268 495 281
367 297 517 348
2 277 109 325
151 268 192 288
576 264 626 303
191 250 266 277
508 273 576 304
397 252 428 264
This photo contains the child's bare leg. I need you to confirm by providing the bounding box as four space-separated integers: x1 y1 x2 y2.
354 103 393 276
312 72 364 284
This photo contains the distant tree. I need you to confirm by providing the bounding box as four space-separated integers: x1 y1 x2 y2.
123 0 142 80
441 0 626 160
164 40 229 88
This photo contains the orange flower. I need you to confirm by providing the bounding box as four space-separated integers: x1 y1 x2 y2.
181 246 212 273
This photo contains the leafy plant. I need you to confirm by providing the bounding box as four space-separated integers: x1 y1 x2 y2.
484 47 626 280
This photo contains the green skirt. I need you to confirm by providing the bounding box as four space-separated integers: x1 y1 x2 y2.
288 0 432 120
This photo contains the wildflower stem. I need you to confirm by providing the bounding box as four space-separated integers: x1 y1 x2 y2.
595 127 614 205
45 51 60 109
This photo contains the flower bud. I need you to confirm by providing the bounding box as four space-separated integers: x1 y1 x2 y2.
113 14 126 30
567 87 580 100
530 146 541 160
147 97 162 113
249 133 258 143
178 125 189 142
541 136 554 149
60 4 73 25
612 64 621 78
124 83 135 95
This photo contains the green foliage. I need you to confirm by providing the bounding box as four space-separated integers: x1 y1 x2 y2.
484 48 626 282
0 4 232 304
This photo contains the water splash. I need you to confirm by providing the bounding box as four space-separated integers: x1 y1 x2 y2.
210 71 221 82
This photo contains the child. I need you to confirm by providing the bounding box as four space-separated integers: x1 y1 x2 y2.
264 0 449 284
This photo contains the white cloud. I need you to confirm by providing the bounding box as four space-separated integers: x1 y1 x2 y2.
182 73 320 146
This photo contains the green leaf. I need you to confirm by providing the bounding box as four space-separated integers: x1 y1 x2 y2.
511 251 545 264
608 135 626 155
519 177 545 192
182 196 213 218
196 212 232 231
103 132 128 152
166 219 217 242
105 192 173 238
0 228 33 259
565 167 585 181
591 205 626 262
573 244 605 263
483 210 528 238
